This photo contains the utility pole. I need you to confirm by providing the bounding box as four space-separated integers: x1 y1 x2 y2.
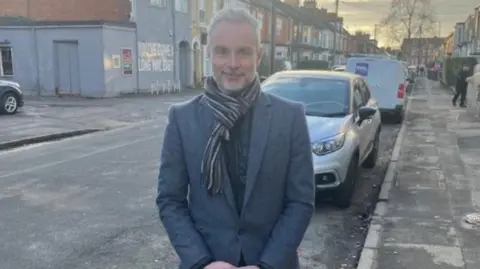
295 23 302 66
417 25 422 74
331 0 339 67
269 1 276 75
171 1 177 84
373 24 379 41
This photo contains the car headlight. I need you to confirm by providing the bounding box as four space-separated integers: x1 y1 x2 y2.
312 133 345 156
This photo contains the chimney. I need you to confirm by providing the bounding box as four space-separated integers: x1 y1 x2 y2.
284 0 300 6
303 0 317 9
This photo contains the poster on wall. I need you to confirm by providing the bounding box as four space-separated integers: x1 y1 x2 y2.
112 55 121 68
121 48 133 75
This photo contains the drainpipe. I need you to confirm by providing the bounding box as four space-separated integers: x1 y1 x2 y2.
33 27 40 96
171 1 177 84
134 24 140 92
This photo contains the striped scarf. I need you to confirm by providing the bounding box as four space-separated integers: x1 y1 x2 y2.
201 75 261 194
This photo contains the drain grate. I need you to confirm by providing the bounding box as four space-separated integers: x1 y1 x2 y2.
464 213 480 226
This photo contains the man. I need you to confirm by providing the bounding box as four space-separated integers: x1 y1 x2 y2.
452 64 470 107
156 7 314 269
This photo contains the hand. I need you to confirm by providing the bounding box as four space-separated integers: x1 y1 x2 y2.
237 266 260 269
204 261 236 269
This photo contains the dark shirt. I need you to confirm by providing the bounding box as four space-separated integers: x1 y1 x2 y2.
456 70 469 91
224 108 253 215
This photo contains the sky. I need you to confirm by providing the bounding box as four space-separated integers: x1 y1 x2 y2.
300 0 478 47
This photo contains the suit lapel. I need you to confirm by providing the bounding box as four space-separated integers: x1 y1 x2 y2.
198 95 237 214
242 93 271 212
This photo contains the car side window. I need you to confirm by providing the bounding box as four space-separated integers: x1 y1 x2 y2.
359 80 371 102
353 81 364 108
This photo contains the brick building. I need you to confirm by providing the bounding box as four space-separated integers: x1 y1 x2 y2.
0 0 130 21
401 37 444 66
0 0 192 97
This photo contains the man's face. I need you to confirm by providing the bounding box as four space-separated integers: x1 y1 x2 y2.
208 21 262 92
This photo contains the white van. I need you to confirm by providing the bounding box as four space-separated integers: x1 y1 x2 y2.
346 57 411 123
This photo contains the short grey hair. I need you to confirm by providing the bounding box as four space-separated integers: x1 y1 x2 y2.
207 7 262 48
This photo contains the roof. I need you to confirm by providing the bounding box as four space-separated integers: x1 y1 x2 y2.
401 36 445 48
269 0 337 32
269 70 357 80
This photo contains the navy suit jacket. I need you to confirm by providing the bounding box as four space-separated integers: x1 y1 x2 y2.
156 92 315 269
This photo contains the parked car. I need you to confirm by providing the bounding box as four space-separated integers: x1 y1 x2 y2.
346 56 410 123
262 70 382 208
333 65 346 72
0 80 23 115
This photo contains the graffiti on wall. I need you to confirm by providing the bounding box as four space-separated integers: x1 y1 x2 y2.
138 42 174 72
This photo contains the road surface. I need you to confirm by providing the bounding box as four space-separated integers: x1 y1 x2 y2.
0 117 399 269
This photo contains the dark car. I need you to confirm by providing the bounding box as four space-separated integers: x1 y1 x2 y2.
0 80 24 115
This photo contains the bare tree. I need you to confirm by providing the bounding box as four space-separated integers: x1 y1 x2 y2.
380 0 436 46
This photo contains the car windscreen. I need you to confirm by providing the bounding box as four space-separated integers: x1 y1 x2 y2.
262 77 349 117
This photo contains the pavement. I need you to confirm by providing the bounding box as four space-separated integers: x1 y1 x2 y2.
0 90 200 148
0 101 400 268
358 77 480 269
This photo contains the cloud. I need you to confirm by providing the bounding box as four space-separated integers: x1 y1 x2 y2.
298 0 478 45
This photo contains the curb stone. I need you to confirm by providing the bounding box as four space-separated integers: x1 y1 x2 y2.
355 82 412 269
0 129 102 151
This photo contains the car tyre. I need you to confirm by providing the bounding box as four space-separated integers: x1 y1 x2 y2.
362 130 380 169
332 154 358 209
1 92 19 115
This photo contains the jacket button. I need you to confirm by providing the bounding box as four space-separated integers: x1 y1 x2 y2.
238 228 244 235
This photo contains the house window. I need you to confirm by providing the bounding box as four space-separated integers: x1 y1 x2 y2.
199 0 206 23
150 0 167 7
256 13 263 32
199 10 206 23
0 46 13 76
129 0 137 21
175 0 188 13
213 0 218 13
275 18 282 35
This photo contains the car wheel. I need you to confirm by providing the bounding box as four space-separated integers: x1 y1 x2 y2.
332 154 358 209
1 92 18 115
362 130 380 169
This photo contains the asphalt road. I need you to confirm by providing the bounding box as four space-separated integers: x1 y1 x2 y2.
0 117 399 269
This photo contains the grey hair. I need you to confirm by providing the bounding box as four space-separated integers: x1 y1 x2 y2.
207 7 262 48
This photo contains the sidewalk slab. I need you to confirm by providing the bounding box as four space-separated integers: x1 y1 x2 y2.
358 78 480 269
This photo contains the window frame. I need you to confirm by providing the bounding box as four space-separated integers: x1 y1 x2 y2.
358 79 371 102
175 0 188 13
150 0 167 8
352 79 364 109
0 46 14 77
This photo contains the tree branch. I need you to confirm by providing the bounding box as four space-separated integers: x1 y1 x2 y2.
379 0 436 45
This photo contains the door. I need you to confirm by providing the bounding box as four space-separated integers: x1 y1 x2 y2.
178 41 190 87
54 41 80 94
353 80 369 159
358 79 376 151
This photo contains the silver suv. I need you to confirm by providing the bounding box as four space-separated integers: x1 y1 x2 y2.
263 70 382 208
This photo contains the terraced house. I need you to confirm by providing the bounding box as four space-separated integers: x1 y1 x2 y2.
191 0 225 86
